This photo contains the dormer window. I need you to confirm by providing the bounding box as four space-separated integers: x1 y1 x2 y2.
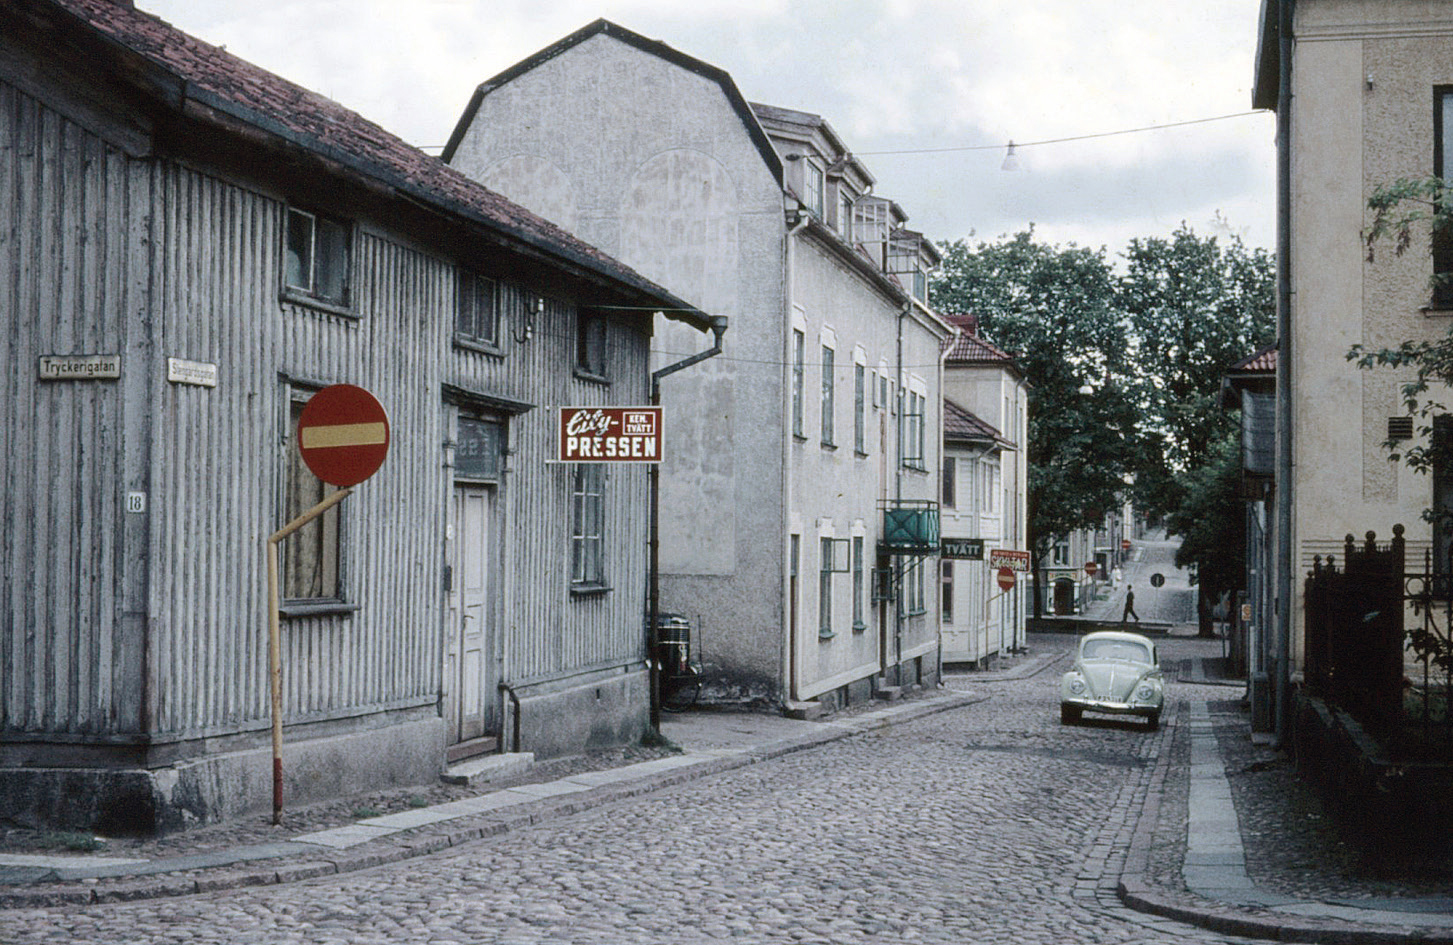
803 160 825 219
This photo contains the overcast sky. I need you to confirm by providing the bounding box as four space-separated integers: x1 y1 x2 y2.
139 0 1275 257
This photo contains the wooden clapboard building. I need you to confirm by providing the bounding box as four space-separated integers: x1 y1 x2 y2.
0 0 719 832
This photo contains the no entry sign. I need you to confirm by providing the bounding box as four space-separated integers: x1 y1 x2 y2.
996 567 1016 592
297 384 390 487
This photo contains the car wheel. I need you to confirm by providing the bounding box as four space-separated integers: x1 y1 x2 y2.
1060 704 1081 725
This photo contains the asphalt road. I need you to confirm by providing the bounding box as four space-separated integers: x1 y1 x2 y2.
1086 535 1198 625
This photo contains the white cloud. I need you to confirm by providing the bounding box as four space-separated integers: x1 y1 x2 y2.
137 0 1274 251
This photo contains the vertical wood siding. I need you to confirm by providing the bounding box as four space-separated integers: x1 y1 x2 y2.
1 83 136 736
5 76 656 746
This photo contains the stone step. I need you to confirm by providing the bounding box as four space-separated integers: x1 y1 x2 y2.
441 752 534 788
783 700 825 721
874 685 904 702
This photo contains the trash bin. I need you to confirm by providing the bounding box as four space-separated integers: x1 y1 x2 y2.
654 613 691 675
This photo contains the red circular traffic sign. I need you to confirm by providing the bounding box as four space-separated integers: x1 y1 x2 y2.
297 384 390 487
996 567 1016 592
1084 562 1099 576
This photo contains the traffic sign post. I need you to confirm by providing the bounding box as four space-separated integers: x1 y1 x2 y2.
266 385 390 824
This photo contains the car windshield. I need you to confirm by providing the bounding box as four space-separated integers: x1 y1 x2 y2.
1081 638 1151 664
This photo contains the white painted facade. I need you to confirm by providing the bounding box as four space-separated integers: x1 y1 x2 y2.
1254 0 1453 664
445 21 952 708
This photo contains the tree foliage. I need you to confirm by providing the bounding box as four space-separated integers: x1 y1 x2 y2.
932 226 1274 625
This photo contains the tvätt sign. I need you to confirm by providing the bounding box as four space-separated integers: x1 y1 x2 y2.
558 407 662 462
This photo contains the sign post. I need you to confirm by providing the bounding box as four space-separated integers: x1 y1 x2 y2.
266 385 389 825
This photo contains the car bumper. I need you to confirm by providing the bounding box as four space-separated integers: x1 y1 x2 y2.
1061 697 1160 717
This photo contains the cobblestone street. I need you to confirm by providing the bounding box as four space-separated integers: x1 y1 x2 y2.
0 651 1265 945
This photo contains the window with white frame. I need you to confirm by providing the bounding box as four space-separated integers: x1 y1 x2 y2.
820 344 835 447
854 361 866 454
942 457 957 508
902 389 926 469
852 535 866 631
1052 540 1070 567
576 310 608 380
803 160 825 219
819 537 834 638
571 464 607 590
282 388 342 603
941 561 954 624
455 270 500 349
284 207 351 308
792 329 805 439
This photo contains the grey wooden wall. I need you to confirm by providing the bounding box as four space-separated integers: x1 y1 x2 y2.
3 75 655 749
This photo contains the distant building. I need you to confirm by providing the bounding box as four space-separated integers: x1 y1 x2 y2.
940 315 1029 643
0 0 719 831
445 20 953 710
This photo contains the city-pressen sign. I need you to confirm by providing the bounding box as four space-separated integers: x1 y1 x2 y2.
558 406 662 462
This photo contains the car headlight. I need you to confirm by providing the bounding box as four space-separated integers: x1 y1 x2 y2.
1136 683 1157 701
1068 678 1086 695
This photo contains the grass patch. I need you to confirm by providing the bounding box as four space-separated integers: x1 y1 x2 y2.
351 807 381 820
38 831 106 853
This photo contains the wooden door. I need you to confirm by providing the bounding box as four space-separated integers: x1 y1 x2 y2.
446 485 497 748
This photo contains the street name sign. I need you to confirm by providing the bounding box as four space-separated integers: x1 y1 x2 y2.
558 406 662 463
297 384 390 487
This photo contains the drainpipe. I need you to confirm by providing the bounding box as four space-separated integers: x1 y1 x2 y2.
1273 0 1295 750
782 207 810 705
895 302 907 686
648 316 729 731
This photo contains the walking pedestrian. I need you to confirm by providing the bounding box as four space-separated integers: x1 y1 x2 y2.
1121 585 1139 623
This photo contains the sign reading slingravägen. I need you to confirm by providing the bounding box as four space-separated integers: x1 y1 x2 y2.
557 406 662 462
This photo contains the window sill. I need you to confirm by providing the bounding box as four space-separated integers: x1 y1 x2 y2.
280 288 357 319
900 463 930 474
280 601 359 619
793 432 808 443
818 629 836 641
570 582 612 598
854 449 869 459
852 621 867 633
1423 303 1453 316
573 368 610 386
820 441 838 451
453 335 505 357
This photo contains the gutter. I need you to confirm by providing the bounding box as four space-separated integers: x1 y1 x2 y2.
1273 0 1295 750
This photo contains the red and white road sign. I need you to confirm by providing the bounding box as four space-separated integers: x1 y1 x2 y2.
297 384 390 487
1085 562 1099 576
996 567 1016 592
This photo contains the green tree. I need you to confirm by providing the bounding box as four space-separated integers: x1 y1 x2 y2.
1117 226 1275 634
933 226 1274 627
1165 430 1246 635
932 230 1135 616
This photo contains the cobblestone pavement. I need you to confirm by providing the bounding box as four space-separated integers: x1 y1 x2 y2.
0 644 1267 945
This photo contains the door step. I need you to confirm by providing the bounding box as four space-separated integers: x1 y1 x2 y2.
442 751 535 788
445 735 499 765
784 700 825 720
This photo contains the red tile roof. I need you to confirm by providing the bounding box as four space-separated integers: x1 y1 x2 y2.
944 398 1012 448
42 0 712 328
1228 343 1277 374
941 313 1017 365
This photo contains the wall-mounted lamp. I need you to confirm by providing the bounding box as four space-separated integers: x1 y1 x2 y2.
1001 141 1021 172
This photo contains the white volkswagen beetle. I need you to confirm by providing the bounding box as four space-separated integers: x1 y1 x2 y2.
1060 630 1164 728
